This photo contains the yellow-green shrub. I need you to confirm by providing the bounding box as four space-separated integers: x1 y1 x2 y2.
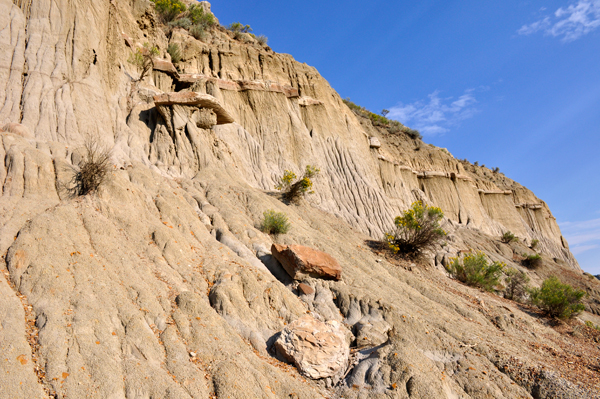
275 165 320 203
446 252 504 292
384 201 445 258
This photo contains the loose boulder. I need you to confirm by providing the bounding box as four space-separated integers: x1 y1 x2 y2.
274 315 349 379
271 244 342 281
369 136 381 148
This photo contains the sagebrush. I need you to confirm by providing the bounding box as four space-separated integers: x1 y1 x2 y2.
446 252 504 292
260 210 291 235
385 201 446 258
504 268 530 302
529 276 586 319
167 43 182 63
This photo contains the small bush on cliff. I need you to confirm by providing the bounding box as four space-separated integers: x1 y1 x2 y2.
504 268 530 302
529 276 586 319
152 0 186 22
446 252 504 292
69 137 112 196
384 201 446 258
260 210 291 235
522 253 543 269
275 165 320 203
501 231 518 244
530 239 539 249
256 34 268 45
167 43 182 63
128 43 159 82
188 3 215 27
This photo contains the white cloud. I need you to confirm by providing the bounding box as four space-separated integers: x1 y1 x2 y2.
387 90 478 136
559 217 600 255
518 0 600 42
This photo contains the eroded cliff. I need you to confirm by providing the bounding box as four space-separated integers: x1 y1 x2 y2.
1 1 599 398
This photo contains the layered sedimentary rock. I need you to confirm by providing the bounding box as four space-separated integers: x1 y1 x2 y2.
0 1 597 398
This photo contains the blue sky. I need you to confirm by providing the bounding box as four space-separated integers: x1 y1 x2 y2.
212 0 600 274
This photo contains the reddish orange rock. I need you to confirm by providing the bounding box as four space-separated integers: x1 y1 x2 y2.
271 244 342 281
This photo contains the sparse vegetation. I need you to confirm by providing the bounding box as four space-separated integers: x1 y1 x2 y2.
585 320 600 331
504 267 530 302
529 276 586 319
384 201 446 258
501 231 518 244
446 251 505 292
275 165 320 203
492 167 500 173
151 0 186 22
168 17 192 29
256 34 268 45
260 210 291 235
128 43 159 82
530 239 539 249
68 137 112 196
228 22 252 40
167 43 182 63
342 98 422 139
522 253 543 269
188 3 215 27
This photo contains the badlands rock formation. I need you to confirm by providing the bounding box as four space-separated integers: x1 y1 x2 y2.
1 0 599 398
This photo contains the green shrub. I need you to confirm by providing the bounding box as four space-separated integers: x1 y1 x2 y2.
128 43 159 81
260 210 291 235
188 4 215 27
446 252 505 292
522 253 543 269
151 0 186 22
530 239 539 249
167 43 182 63
529 276 586 319
501 231 518 244
228 22 252 33
504 268 530 302
385 201 446 258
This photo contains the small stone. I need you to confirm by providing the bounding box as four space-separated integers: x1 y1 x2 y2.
189 352 196 357
297 283 314 295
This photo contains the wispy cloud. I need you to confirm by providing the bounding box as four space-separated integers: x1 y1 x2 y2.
387 90 479 136
560 217 600 255
518 0 600 42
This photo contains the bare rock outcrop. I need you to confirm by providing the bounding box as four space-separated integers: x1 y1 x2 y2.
271 244 343 281
274 315 349 379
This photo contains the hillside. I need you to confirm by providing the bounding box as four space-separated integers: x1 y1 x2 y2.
1 1 599 398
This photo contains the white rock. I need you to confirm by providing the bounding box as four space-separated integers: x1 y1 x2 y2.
274 315 349 379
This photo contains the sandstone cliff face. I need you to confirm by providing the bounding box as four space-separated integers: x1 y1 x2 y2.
1 1 598 398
